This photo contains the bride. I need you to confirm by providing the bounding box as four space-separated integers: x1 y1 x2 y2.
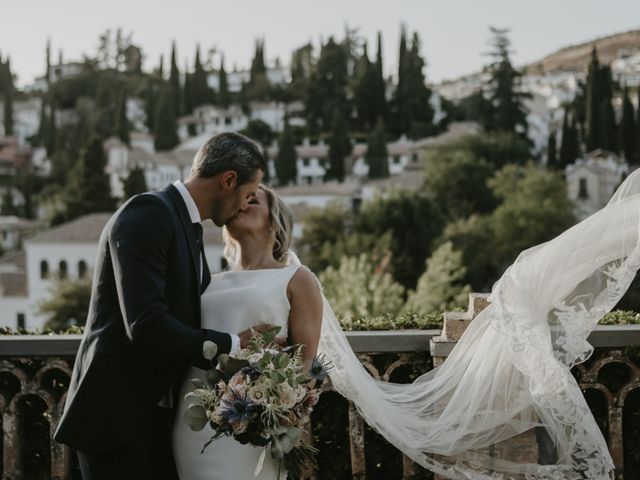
174 167 640 479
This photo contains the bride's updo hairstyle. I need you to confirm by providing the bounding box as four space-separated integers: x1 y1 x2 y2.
223 184 294 267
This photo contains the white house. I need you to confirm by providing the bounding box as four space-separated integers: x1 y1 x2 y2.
0 97 42 146
0 216 37 252
565 150 629 219
177 105 248 141
0 213 228 330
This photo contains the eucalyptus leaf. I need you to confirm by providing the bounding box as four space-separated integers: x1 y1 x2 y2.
189 378 206 389
202 340 218 361
184 404 208 431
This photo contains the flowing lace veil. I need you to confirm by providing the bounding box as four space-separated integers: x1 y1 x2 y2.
286 167 640 479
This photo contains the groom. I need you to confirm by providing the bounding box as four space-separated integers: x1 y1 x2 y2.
54 132 270 479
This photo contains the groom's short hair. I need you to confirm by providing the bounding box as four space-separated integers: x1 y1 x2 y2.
191 132 266 186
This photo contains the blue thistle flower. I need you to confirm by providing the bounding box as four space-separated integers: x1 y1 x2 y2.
241 365 262 380
220 390 257 429
309 354 331 382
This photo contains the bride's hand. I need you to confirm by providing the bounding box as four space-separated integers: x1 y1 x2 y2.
238 324 285 348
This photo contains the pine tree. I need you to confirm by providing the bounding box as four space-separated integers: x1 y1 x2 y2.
154 86 179 151
366 118 389 179
64 137 115 220
122 166 148 199
275 116 297 185
620 85 638 164
326 110 351 181
218 56 230 108
480 27 530 142
585 47 603 151
115 90 130 145
169 42 181 116
547 128 558 169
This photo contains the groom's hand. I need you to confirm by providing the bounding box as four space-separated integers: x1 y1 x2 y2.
238 324 286 348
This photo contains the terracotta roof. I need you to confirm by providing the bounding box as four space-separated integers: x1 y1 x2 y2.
26 213 112 244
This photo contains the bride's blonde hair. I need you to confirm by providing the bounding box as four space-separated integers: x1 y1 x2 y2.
222 184 294 267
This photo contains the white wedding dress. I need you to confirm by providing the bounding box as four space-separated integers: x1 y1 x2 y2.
173 265 302 480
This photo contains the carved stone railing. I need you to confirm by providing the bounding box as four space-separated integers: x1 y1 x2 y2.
0 297 639 480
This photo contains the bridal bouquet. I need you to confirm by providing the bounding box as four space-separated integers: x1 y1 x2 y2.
183 327 330 477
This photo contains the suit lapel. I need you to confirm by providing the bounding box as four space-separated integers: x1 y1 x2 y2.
164 184 202 299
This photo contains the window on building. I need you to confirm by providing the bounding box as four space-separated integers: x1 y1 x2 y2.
17 313 25 330
59 260 68 280
578 178 589 199
220 257 229 272
393 155 401 164
78 260 88 279
40 260 49 279
302 158 310 167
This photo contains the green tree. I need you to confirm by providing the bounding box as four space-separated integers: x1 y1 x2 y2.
489 163 576 270
248 39 271 101
122 167 148 200
392 28 435 137
405 241 471 315
373 32 387 124
546 128 558 169
218 56 230 108
319 253 405 318
154 86 179 151
599 65 618 153
169 42 181 116
39 276 92 331
423 148 496 219
1 188 16 216
440 214 497 291
183 69 194 116
1 56 14 135
115 89 130 145
326 110 351 181
355 190 444 289
275 115 297 185
480 27 530 141
559 108 580 168
241 119 275 148
585 48 603 151
305 37 350 132
192 44 213 107
63 137 115 221
366 118 389 179
353 43 377 130
620 85 638 164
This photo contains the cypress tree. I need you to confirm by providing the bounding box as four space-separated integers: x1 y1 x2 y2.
192 44 212 107
366 118 389 179
154 86 179 151
620 85 638 164
585 47 603 151
2 57 14 136
64 137 115 220
122 166 148 199
354 43 376 130
275 115 297 185
373 32 387 123
115 89 130 145
326 110 352 181
547 128 558 169
169 42 181 116
218 56 230 108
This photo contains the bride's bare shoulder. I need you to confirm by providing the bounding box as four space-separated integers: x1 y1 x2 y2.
287 266 321 299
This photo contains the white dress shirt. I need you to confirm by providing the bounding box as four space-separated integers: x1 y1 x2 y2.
173 181 240 354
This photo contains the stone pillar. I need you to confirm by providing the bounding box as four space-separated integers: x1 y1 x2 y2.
3 409 21 480
348 402 366 480
430 293 539 479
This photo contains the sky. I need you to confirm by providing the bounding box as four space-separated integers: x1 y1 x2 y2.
1 0 639 88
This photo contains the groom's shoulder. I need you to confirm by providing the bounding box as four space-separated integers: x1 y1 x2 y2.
111 191 175 232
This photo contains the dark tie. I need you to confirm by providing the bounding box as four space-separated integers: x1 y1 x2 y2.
193 223 211 293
